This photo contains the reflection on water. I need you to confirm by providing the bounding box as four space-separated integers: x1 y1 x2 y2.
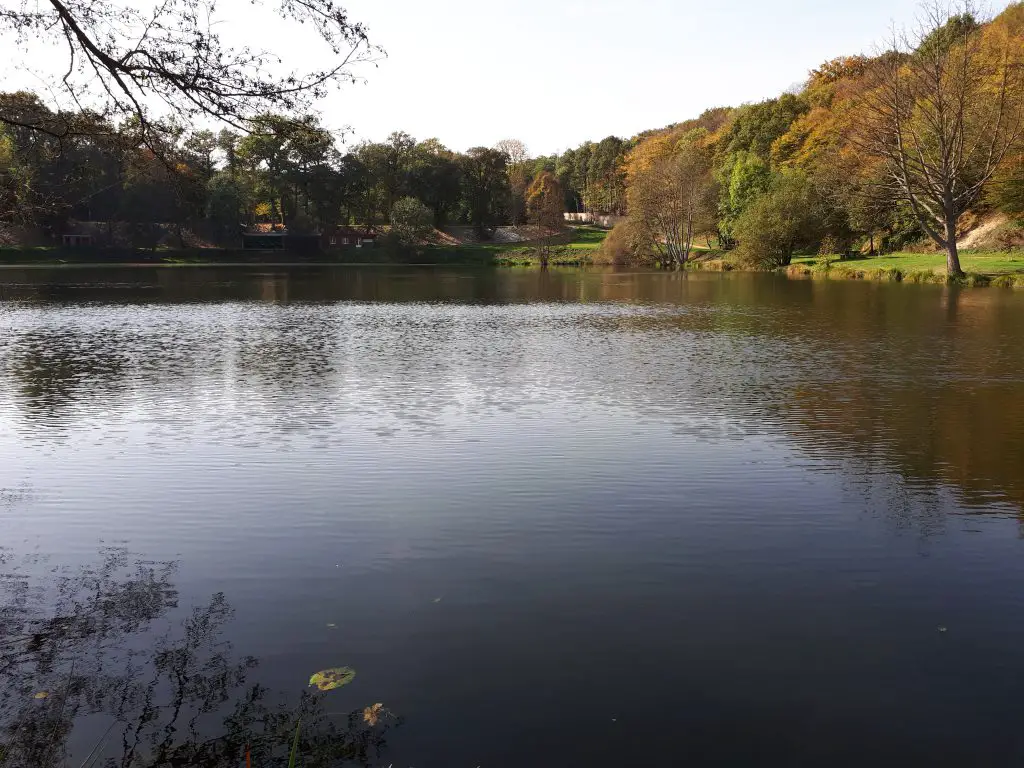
2 266 1024 765
3 267 1023 516
0 549 396 767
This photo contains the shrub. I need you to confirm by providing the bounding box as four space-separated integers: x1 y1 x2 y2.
390 197 434 244
733 171 824 269
594 220 649 265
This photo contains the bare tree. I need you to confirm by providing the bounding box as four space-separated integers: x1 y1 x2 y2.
855 2 1024 276
0 0 380 147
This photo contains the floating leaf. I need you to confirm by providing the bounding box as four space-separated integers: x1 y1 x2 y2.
326 623 336 628
432 597 442 603
33 692 48 700
363 702 384 726
309 667 356 691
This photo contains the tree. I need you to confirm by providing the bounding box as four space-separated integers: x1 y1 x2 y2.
524 171 565 264
855 2 1024 277
717 151 772 248
206 172 247 245
407 139 462 228
458 147 510 236
0 0 378 151
627 130 717 266
390 197 434 244
496 139 530 224
733 170 824 268
584 136 629 214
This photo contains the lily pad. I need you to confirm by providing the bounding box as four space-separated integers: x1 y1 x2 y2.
309 667 356 691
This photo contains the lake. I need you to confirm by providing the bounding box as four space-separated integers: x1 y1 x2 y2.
2 266 1024 767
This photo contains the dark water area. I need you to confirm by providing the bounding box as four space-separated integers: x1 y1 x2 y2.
2 266 1024 767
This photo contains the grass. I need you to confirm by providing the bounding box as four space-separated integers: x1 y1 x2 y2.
791 250 1024 275
781 250 1024 288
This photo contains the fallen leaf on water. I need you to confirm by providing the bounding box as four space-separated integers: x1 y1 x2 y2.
309 667 356 691
363 702 384 726
432 597 442 603
938 626 948 633
33 692 48 700
326 623 336 628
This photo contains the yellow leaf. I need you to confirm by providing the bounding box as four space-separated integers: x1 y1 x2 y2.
308 667 355 691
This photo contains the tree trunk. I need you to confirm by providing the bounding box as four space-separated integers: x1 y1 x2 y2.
944 216 964 278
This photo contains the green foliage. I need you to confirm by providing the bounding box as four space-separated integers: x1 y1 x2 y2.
916 12 980 58
721 94 810 160
458 147 510 236
389 197 434 244
734 170 824 268
718 151 771 244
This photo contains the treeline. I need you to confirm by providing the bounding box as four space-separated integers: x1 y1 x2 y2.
602 3 1024 276
2 2 1022 271
0 94 628 248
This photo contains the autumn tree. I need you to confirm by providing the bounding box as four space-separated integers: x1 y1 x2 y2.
626 130 717 266
855 2 1024 277
525 171 565 263
496 139 530 224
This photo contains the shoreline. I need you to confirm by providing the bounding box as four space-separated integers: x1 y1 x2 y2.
687 256 1024 288
1 252 1023 289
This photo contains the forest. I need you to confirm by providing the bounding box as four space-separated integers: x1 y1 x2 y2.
1 2 1023 277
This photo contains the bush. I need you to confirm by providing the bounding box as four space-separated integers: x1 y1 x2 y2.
733 171 824 269
390 197 434 244
593 220 649 265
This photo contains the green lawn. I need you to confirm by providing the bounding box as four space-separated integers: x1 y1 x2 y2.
791 250 1024 275
564 226 609 250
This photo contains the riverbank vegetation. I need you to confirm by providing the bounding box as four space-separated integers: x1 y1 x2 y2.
596 2 1024 279
1 0 1022 284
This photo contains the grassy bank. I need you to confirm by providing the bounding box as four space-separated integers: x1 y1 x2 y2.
785 251 1024 287
681 249 1024 287
0 227 609 268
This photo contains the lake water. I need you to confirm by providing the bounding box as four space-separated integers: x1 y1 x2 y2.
2 266 1024 767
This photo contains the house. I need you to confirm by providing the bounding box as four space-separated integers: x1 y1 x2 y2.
59 221 111 247
325 226 378 249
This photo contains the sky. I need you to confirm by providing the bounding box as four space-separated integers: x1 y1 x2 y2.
5 0 989 156
316 0 929 154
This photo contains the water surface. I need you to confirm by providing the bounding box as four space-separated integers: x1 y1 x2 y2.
2 267 1024 766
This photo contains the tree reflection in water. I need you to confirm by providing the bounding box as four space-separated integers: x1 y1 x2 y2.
0 548 396 767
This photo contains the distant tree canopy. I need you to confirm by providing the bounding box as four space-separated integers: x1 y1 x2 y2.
3 0 1023 271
